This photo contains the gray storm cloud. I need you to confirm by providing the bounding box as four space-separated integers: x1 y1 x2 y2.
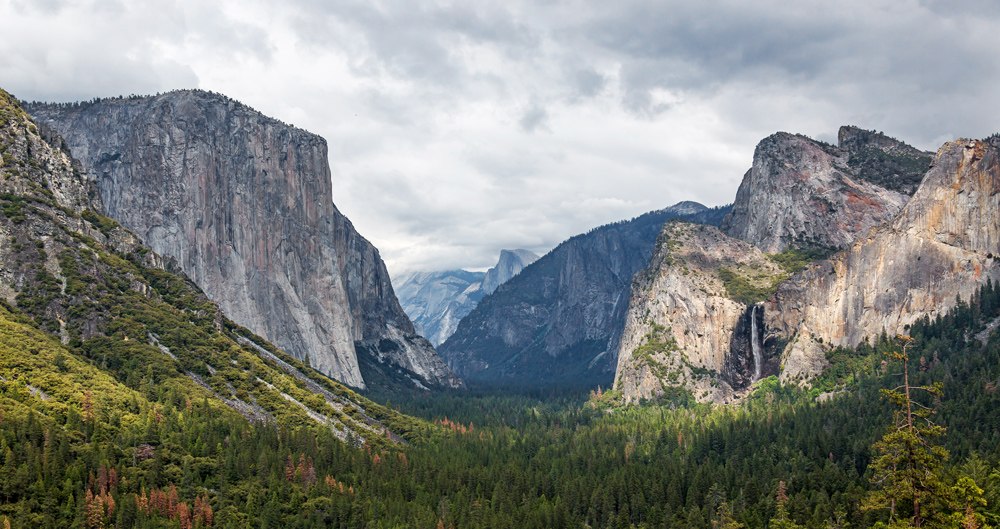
2 0 998 275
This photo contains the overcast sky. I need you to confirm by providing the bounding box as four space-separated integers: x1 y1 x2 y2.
3 0 999 276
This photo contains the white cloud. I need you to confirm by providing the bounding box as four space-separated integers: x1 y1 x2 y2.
2 0 998 277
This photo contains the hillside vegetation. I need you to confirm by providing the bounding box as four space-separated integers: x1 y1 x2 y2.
0 88 437 527
3 87 1000 528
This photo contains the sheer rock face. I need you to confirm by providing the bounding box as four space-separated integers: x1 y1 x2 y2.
721 132 910 253
28 91 462 390
614 223 785 404
766 139 1000 381
481 249 539 295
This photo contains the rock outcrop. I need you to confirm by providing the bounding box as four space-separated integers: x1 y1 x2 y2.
27 91 462 390
481 249 539 294
614 222 787 404
766 138 1000 381
397 249 538 347
438 202 719 387
721 132 913 253
607 127 995 403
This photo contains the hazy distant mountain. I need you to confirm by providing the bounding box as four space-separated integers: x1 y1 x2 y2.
397 249 539 346
437 201 722 387
482 249 540 294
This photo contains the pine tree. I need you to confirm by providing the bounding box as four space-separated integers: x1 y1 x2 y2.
770 481 802 529
949 477 993 529
714 502 744 529
862 336 952 527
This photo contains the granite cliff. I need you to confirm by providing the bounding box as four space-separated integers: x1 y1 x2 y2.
438 202 726 387
613 127 954 402
614 222 787 404
721 129 924 253
481 249 539 294
0 88 419 445
397 249 538 346
27 91 461 390
766 137 1000 381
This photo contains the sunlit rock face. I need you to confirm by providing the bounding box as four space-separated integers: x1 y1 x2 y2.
767 138 1000 381
613 127 970 402
613 223 785 404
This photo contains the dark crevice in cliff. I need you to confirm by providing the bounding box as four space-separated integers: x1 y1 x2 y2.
723 304 778 389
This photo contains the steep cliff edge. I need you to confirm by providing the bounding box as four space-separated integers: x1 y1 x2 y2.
0 88 422 446
613 222 787 404
27 91 461 390
721 131 914 253
438 202 717 387
613 127 941 402
766 138 1000 381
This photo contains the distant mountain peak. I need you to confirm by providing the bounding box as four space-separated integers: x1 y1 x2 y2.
482 249 540 294
664 201 708 216
397 249 541 346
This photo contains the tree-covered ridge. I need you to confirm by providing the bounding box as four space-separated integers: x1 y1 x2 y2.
5 84 1000 528
845 146 932 195
0 88 449 525
6 278 1000 527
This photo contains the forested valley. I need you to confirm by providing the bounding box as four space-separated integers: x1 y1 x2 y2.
2 279 999 528
2 87 999 529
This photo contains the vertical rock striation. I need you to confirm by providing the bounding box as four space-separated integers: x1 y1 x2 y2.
27 91 461 390
766 138 1000 381
614 127 942 402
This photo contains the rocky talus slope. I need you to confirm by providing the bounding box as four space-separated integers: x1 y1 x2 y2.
397 249 538 347
613 222 787 404
439 202 717 387
766 138 1000 381
27 91 461 390
721 131 914 253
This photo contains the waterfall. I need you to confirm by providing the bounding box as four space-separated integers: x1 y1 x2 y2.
751 305 762 382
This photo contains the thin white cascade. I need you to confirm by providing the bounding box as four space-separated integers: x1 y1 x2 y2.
751 305 762 382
